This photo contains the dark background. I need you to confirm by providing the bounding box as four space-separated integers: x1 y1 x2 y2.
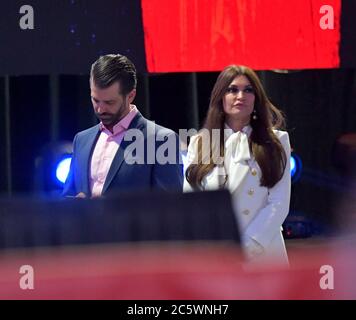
0 0 146 74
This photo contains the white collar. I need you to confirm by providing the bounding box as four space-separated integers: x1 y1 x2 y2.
224 124 252 164
224 123 252 141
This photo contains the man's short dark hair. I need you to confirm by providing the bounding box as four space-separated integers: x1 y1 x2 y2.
90 54 137 95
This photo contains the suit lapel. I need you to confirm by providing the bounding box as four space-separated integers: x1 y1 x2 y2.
102 112 146 194
78 125 100 196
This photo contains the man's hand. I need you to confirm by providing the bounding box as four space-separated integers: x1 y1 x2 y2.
75 192 87 198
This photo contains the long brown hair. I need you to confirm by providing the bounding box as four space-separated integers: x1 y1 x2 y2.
185 65 287 190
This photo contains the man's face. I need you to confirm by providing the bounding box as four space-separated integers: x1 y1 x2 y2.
90 80 135 131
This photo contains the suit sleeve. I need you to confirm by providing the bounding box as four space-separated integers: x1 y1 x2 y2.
244 131 291 249
62 134 78 197
151 132 183 191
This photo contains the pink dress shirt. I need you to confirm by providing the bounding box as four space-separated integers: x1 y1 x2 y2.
90 105 138 197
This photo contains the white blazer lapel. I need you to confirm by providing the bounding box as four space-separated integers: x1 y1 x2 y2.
227 161 250 193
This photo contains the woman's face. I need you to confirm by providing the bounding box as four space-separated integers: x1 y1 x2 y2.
223 75 255 124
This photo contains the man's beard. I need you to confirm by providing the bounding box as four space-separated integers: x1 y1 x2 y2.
95 112 121 128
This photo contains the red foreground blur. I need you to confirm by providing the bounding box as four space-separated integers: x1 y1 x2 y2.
0 239 355 300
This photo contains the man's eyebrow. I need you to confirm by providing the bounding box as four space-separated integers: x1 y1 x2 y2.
91 97 115 103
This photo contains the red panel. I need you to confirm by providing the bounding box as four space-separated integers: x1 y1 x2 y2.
1 243 356 299
141 0 341 72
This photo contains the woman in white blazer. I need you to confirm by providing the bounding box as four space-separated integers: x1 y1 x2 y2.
184 65 291 268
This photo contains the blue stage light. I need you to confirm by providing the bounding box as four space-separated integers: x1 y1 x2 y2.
55 156 72 184
290 156 296 176
34 141 73 195
290 153 302 182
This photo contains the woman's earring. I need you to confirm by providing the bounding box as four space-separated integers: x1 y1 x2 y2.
252 109 257 120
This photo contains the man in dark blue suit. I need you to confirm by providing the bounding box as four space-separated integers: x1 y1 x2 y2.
63 54 183 198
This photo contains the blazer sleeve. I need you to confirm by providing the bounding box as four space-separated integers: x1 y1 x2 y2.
244 131 291 249
62 134 78 197
183 135 199 192
151 132 183 191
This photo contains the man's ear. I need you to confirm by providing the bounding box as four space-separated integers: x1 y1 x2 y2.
127 89 136 104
